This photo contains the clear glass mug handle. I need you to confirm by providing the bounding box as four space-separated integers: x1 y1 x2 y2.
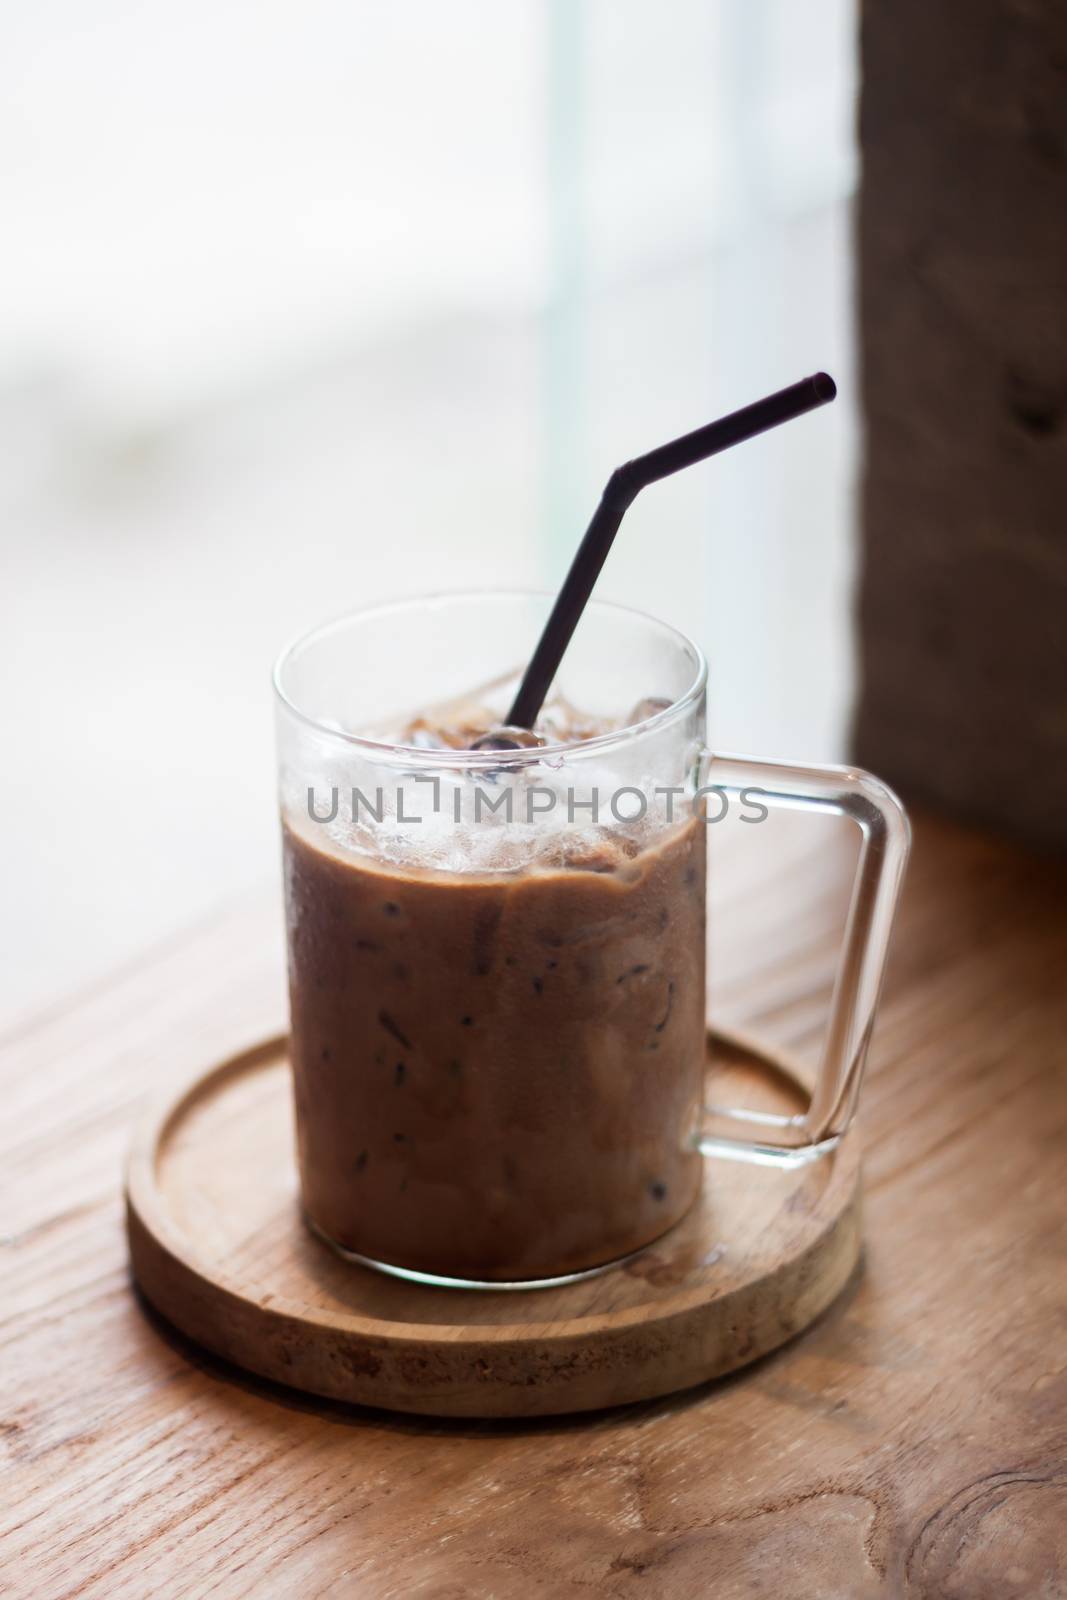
696 751 911 1166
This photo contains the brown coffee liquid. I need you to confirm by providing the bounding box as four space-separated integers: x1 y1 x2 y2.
284 808 706 1282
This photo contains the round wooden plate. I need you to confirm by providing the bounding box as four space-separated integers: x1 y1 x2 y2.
126 1031 861 1418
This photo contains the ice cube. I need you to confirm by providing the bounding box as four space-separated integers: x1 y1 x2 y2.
625 696 673 728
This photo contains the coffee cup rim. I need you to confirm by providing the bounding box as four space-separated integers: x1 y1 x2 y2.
272 588 708 767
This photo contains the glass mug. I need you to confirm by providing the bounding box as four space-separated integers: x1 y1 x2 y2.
274 592 909 1288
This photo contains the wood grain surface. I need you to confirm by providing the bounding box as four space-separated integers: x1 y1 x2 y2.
126 1032 861 1417
3 809 1067 1597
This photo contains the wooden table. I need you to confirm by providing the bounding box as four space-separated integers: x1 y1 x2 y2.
4 811 1066 1597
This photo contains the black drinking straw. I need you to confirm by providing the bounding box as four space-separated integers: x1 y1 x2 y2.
503 372 836 733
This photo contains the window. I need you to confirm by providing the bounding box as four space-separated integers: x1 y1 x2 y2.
1 1 857 1015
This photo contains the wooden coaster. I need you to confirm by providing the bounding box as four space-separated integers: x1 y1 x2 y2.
126 1031 861 1418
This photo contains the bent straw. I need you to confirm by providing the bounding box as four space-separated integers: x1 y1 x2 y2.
505 372 836 732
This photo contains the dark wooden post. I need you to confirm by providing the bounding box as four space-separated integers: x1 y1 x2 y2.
854 1 1067 849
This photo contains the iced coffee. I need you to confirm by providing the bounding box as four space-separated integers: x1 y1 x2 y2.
276 595 709 1283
